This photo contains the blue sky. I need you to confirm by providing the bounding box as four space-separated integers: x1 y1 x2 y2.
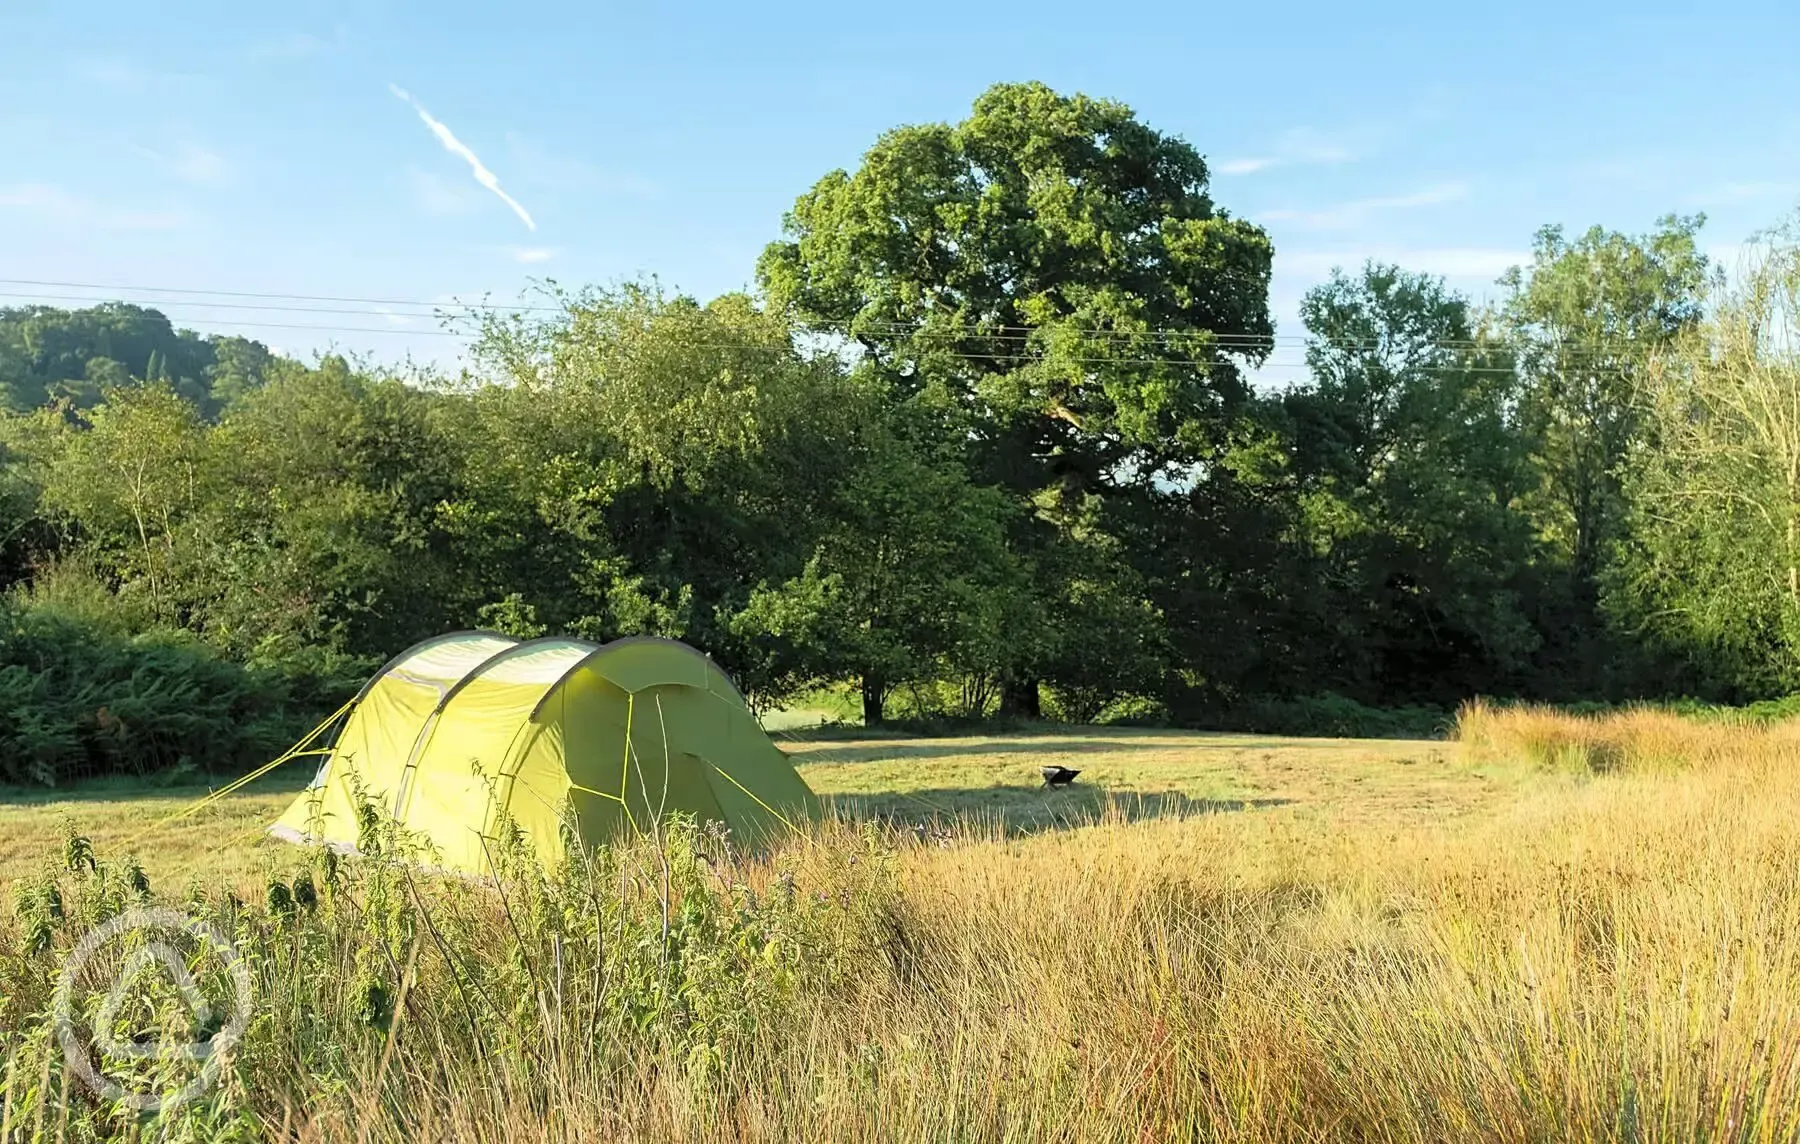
4 0 1799 383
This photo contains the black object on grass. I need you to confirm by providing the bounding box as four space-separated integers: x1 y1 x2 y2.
1040 765 1081 788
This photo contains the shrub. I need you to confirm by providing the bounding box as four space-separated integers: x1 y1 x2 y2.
1171 690 1451 739
0 593 365 785
0 815 905 1141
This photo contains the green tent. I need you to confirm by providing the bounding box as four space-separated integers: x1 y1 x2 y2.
271 632 820 874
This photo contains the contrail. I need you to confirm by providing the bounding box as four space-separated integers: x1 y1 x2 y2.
390 84 535 231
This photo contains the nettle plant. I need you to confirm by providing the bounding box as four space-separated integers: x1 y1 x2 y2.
2 794 904 1140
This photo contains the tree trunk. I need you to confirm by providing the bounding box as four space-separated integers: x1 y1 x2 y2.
861 674 886 727
1788 510 1798 613
998 678 1041 720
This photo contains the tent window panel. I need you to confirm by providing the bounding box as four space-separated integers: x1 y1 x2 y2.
387 634 519 688
669 752 728 831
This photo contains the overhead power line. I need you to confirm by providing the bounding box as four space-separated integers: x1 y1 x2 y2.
0 313 1581 376
67 315 469 339
0 278 538 314
0 291 475 323
0 277 1303 340
0 277 1656 368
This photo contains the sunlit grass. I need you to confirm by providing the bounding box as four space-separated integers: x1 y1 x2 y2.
1456 696 1800 771
5 712 1800 1140
0 776 300 889
791 727 1471 832
0 728 1468 883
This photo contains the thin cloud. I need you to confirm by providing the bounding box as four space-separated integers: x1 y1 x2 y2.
134 142 231 187
1279 246 1527 281
409 167 477 217
1218 157 1275 176
0 182 185 230
1216 126 1366 177
248 29 346 60
1276 126 1360 165
390 84 536 231
1687 181 1800 207
72 56 208 94
504 132 658 198
0 184 75 211
509 246 557 264
172 145 228 185
1257 182 1469 231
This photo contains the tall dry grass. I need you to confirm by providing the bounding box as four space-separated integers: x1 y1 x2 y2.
1455 697 1800 772
7 711 1800 1141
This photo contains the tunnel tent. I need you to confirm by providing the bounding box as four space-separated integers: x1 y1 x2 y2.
270 631 820 875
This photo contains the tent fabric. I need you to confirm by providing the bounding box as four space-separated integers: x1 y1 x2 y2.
271 632 820 875
283 631 522 853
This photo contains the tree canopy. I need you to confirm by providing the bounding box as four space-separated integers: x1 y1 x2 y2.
2 85 1796 784
759 80 1274 492
0 303 275 417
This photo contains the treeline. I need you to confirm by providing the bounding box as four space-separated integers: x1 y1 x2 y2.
0 301 277 417
2 82 1799 781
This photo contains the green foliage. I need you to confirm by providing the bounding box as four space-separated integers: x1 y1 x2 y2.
0 579 363 785
197 355 474 659
1033 496 1169 722
32 382 210 618
474 592 549 639
1498 215 1711 688
0 817 904 1141
1277 263 1540 700
1608 215 1800 696
1 91 1799 771
462 285 862 656
757 81 1279 717
760 81 1273 466
729 407 1025 722
0 303 274 416
1183 692 1451 740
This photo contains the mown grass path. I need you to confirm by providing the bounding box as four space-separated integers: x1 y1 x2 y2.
0 727 1505 888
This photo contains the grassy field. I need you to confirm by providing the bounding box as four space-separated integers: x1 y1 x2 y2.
0 727 1471 886
6 711 1800 1141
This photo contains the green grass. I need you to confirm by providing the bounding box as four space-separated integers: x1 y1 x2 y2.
0 774 306 890
0 727 1474 886
791 727 1474 832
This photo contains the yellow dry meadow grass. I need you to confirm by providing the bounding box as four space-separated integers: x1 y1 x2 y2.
0 728 1468 887
1456 696 1800 772
7 710 1800 1139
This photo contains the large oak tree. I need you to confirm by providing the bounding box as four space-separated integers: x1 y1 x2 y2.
759 81 1273 713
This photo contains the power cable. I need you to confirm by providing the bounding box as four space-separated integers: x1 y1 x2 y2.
0 307 1565 373
0 277 544 314
0 276 1663 358
0 280 1653 373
